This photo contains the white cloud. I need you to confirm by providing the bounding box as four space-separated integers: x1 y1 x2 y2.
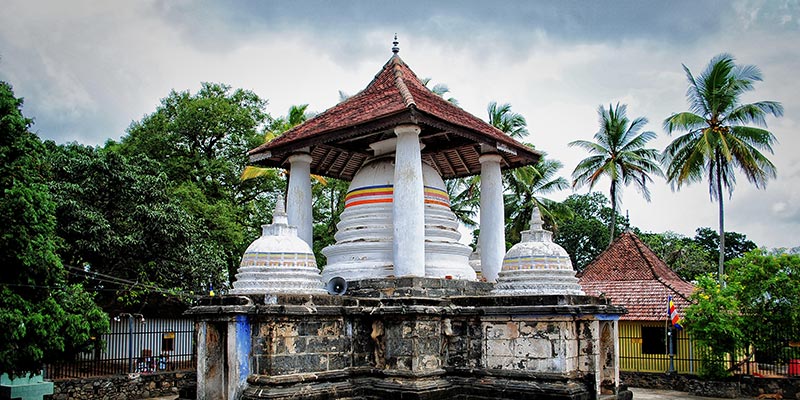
1 0 798 248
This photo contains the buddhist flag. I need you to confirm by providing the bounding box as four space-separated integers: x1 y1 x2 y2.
209 283 215 297
668 296 683 330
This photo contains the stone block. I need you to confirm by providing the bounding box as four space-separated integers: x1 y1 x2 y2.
416 337 442 359
513 338 552 359
413 354 441 371
317 320 344 336
273 321 299 337
485 339 514 357
485 355 515 369
327 352 350 370
296 321 321 336
484 321 519 339
386 337 414 357
305 336 349 353
272 336 303 354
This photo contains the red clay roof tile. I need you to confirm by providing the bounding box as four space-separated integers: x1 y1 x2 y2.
578 232 695 321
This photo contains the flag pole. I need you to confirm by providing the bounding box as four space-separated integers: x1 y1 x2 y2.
667 295 675 373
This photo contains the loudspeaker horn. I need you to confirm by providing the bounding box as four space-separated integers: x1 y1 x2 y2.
326 277 348 295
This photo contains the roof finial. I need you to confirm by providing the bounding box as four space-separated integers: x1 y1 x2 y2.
391 34 399 54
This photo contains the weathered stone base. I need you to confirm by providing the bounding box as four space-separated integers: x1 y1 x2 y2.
188 278 627 400
241 370 598 400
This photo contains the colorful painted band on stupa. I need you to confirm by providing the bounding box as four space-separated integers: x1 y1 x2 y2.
344 185 450 208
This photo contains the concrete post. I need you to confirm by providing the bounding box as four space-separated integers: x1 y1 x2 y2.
392 124 425 277
479 153 504 282
287 152 313 246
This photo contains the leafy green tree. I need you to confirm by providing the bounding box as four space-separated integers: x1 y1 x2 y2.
46 143 224 305
693 227 757 270
727 250 800 351
686 251 800 377
684 274 745 378
0 82 107 377
553 193 624 271
637 230 713 281
118 83 281 282
663 54 783 281
570 103 663 244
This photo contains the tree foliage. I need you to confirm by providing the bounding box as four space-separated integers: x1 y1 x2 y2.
0 81 107 377
118 83 282 283
553 192 625 271
684 274 744 378
663 54 783 280
637 230 713 281
693 227 757 272
46 143 225 305
686 250 800 378
570 103 663 244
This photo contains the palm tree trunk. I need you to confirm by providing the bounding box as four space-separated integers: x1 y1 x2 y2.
716 155 726 284
609 180 617 245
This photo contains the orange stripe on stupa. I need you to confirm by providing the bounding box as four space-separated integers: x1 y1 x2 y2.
344 185 451 209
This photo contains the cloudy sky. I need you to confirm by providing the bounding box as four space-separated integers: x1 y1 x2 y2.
1 0 798 249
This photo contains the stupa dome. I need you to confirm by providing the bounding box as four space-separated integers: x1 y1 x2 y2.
322 148 475 282
230 197 326 295
493 206 584 295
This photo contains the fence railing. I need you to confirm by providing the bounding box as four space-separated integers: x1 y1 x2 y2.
620 328 800 377
45 317 195 380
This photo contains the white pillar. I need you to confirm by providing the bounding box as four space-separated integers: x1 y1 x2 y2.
392 124 425 277
287 152 313 246
479 153 504 282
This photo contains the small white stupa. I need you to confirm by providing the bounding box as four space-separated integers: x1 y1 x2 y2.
493 205 584 295
230 196 326 295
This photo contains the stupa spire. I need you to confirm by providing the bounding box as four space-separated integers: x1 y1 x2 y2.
392 34 399 54
273 195 288 225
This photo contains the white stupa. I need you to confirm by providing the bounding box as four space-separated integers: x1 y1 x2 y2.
493 206 584 295
321 139 476 282
230 196 326 295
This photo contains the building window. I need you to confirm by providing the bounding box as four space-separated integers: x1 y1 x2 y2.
162 331 175 352
641 326 678 355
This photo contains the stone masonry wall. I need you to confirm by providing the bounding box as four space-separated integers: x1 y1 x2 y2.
47 371 195 400
481 317 581 373
251 315 355 375
622 371 800 399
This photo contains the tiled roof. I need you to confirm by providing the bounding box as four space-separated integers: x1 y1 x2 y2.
578 232 695 321
247 54 540 180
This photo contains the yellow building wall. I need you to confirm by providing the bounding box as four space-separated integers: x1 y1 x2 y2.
619 321 704 374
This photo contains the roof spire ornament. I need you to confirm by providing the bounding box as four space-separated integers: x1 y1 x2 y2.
392 34 399 54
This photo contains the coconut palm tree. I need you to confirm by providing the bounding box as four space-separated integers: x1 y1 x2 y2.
487 101 528 139
504 156 571 244
662 54 783 281
570 103 664 244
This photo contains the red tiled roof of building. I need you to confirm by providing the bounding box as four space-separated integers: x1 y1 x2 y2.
578 232 695 321
247 54 540 180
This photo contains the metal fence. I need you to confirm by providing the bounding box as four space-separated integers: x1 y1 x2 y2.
45 317 195 380
620 324 800 377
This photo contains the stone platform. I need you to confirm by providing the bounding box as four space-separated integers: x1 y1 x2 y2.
187 278 628 400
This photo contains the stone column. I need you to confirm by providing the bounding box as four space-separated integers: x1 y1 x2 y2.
393 124 425 277
287 152 313 246
196 321 225 400
479 153 504 282
226 315 251 400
